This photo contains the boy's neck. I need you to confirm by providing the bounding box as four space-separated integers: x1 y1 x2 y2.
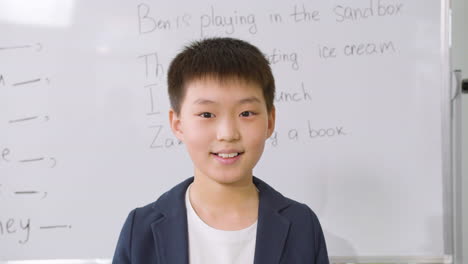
188 174 259 230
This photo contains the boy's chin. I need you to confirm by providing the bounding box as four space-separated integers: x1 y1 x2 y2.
208 174 253 186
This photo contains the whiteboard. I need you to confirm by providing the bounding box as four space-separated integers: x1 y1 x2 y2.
0 0 451 260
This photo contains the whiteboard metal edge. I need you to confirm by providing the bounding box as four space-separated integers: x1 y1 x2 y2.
452 69 464 264
0 256 453 264
330 255 453 264
441 0 455 260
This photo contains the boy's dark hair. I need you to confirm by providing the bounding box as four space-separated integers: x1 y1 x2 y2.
167 37 275 115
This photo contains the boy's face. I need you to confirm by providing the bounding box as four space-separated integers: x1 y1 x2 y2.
169 77 275 186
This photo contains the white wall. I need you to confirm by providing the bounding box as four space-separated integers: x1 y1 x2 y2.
453 0 468 73
452 0 468 261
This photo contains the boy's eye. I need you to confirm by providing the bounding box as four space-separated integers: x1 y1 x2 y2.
240 111 256 117
199 112 215 118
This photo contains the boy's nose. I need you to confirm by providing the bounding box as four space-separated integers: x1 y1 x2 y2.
216 118 240 142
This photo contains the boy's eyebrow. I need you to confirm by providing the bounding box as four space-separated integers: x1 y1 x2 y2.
238 96 262 104
193 98 216 105
193 97 262 105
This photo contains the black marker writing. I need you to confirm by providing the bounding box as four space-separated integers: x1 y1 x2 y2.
40 225 71 229
49 157 57 168
2 148 10 162
0 151 56 167
19 157 44 163
0 217 31 244
343 41 395 56
149 125 163 149
265 49 299 70
200 6 257 37
138 52 164 79
14 191 48 199
0 43 41 52
0 45 32 51
290 4 320 23
145 83 160 115
138 3 166 33
318 45 337 59
269 13 283 23
275 83 312 103
14 191 39 195
13 78 41 86
137 3 190 34
334 0 403 22
9 116 38 123
288 129 299 141
148 125 183 149
317 41 396 58
267 123 349 147
308 123 347 138
269 131 278 147
19 219 31 244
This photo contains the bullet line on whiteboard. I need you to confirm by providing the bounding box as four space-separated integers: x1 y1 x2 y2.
9 116 38 123
13 78 41 86
19 157 45 163
40 225 71 229
0 45 32 51
15 191 39 194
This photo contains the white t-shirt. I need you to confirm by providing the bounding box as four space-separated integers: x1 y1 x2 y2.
185 184 257 264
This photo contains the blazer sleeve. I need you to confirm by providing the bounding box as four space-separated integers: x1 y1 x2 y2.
306 205 330 264
112 209 136 264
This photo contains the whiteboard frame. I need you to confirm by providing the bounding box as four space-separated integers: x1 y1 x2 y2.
442 0 457 262
0 0 455 262
451 69 464 264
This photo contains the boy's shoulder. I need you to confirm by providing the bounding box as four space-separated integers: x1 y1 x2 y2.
115 177 329 263
128 177 192 222
130 176 320 227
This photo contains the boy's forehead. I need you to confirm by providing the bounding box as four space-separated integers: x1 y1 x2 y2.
185 74 260 89
186 77 262 97
184 76 264 96
181 76 266 105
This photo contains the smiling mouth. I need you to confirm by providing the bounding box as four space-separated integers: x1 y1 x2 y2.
211 152 244 158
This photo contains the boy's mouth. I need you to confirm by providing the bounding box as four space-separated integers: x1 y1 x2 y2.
211 152 244 158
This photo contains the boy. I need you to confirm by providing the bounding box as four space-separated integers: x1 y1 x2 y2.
113 37 329 264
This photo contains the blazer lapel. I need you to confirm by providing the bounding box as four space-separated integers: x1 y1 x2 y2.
151 178 193 264
151 212 188 264
253 177 291 264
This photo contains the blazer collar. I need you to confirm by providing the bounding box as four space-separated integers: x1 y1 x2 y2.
150 177 292 264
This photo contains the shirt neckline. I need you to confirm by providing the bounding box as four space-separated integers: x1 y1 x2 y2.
185 183 258 241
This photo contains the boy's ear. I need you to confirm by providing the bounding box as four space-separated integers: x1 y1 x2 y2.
169 108 184 141
266 106 276 139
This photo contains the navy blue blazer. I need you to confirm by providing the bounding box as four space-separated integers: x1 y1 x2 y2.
113 177 329 264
